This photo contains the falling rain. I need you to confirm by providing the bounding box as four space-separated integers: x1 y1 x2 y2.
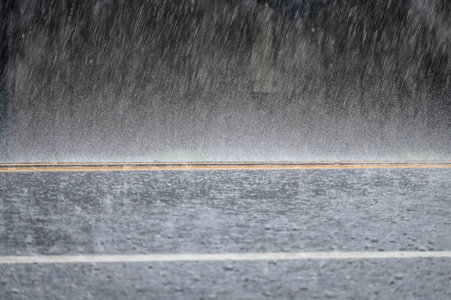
1 0 450 162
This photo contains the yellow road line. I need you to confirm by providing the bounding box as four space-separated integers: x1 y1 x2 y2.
0 161 450 172
1 251 451 264
4 160 451 166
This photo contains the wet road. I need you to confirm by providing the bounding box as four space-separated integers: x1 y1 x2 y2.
1 166 450 299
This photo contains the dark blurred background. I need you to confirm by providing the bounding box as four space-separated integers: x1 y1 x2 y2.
1 0 450 162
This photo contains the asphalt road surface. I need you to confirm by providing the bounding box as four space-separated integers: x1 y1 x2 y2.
0 165 450 299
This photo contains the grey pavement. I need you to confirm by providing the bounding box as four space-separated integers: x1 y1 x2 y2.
0 168 450 299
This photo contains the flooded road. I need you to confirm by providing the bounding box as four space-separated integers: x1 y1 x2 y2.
1 166 450 299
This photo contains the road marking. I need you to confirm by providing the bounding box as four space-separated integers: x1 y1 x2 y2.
1 251 451 264
0 161 450 172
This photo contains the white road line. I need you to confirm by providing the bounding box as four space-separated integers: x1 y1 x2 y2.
1 251 451 264
1 161 451 172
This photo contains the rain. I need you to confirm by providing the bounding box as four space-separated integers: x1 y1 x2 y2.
1 2 451 299
1 0 450 162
